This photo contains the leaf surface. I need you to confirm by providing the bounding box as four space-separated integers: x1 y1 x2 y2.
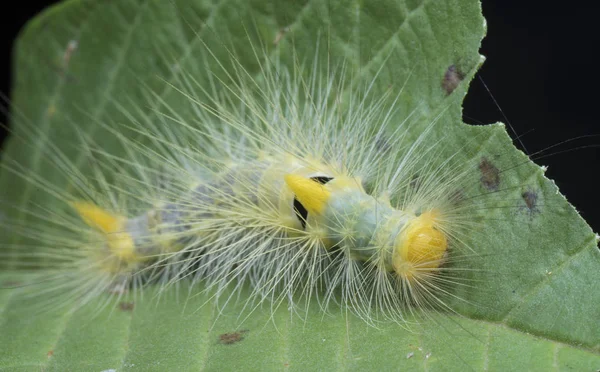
0 0 598 370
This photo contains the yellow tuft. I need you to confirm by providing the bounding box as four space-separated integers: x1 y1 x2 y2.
284 174 331 215
71 201 121 234
71 201 139 264
392 210 448 280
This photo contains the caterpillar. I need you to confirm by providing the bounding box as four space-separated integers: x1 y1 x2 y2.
1 1 598 368
3 51 477 323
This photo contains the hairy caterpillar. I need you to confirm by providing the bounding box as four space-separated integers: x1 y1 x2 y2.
4 51 476 322
1 1 599 369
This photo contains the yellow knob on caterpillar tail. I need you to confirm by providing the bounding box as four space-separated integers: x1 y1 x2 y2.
392 210 448 280
70 201 139 264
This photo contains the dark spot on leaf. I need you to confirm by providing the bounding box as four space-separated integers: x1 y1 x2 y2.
442 65 464 95
479 157 500 191
521 189 540 217
522 190 538 210
118 302 135 312
219 330 249 345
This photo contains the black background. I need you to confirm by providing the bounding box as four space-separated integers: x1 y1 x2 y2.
1 1 599 233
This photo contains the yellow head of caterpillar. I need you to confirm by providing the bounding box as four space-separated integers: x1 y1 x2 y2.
70 201 141 272
392 210 448 281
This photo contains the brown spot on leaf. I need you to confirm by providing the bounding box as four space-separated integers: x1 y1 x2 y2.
522 190 538 210
218 330 249 345
47 350 54 358
521 189 540 216
442 65 464 95
118 302 135 312
479 157 500 191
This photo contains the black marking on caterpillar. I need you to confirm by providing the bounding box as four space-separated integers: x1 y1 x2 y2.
293 176 334 229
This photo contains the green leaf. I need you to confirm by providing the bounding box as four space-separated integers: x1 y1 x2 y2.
1 0 598 370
